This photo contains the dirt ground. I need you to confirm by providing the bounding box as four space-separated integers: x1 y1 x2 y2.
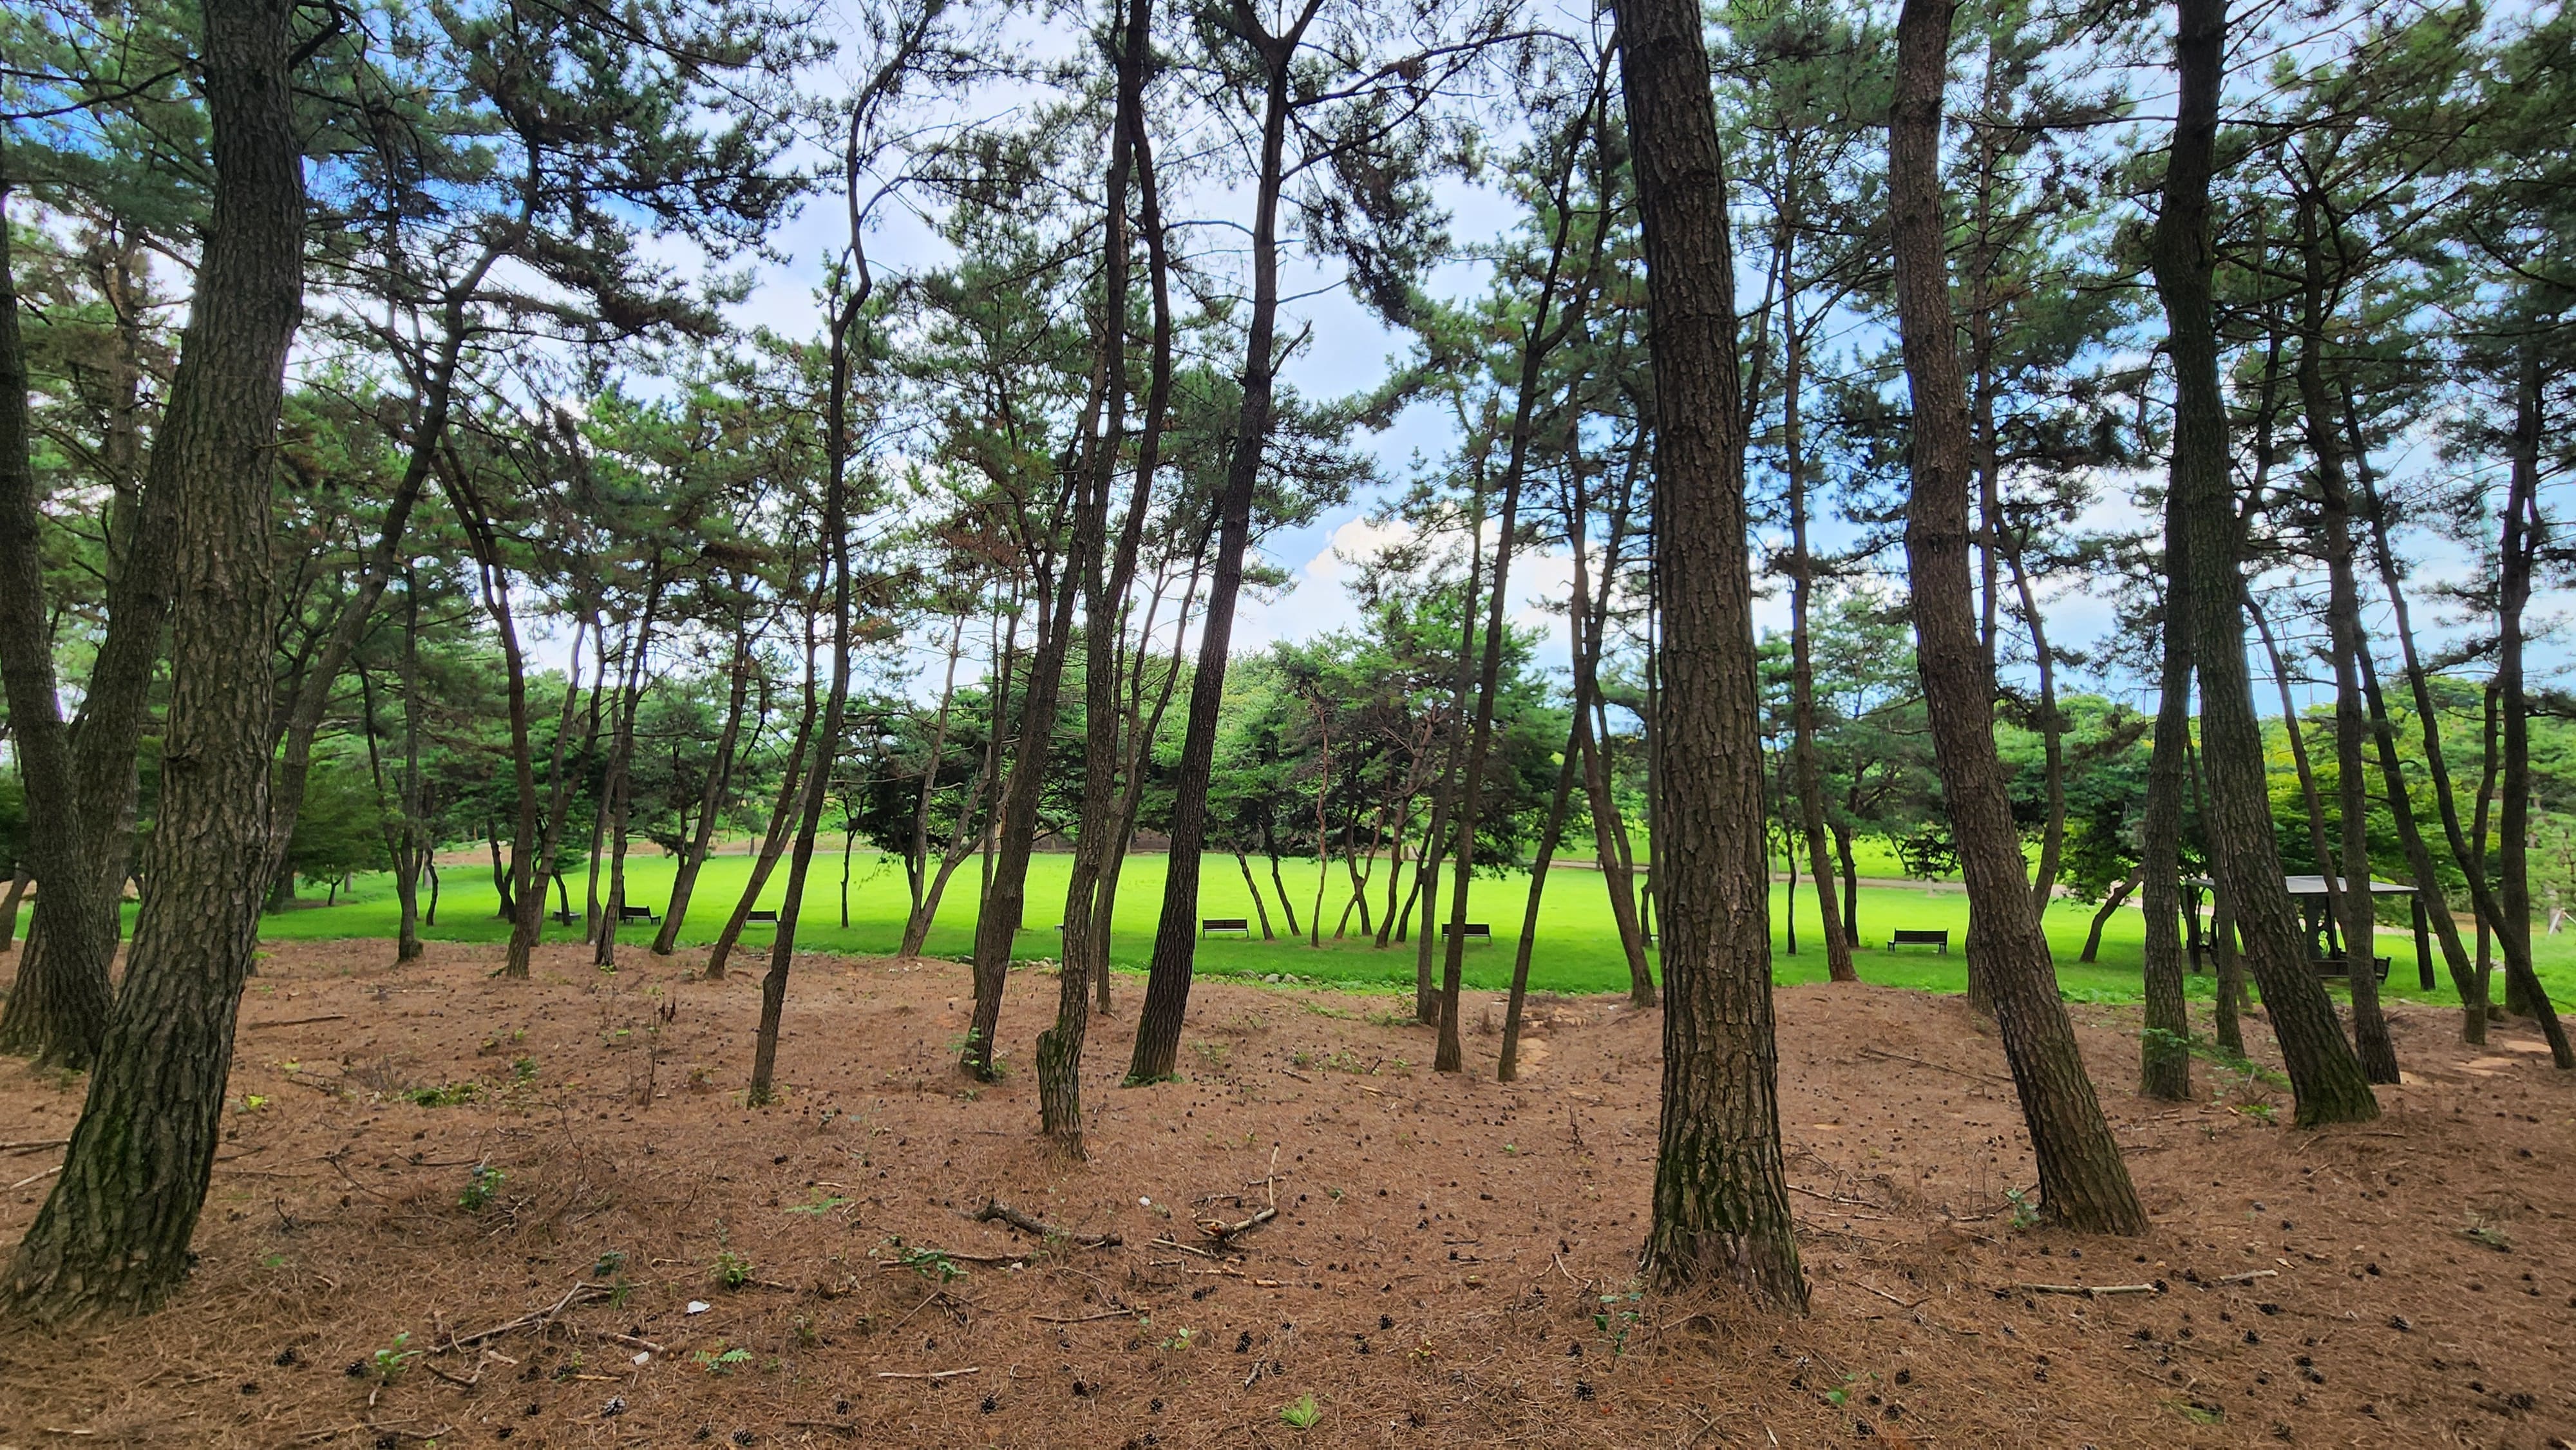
0 941 2570 1449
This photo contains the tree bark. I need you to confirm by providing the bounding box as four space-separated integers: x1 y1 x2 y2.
3 0 304 1321
1618 0 1808 1309
2148 0 2378 1124
1890 0 2147 1232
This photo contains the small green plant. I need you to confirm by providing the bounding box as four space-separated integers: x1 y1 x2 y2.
1158 1325 1198 1352
234 1093 270 1114
881 1237 965 1285
2004 1187 2041 1231
2231 1100 2278 1125
592 1249 628 1277
1824 1372 1861 1408
786 1191 852 1216
2461 1219 2512 1252
510 1056 539 1086
370 1332 421 1384
459 1165 506 1212
1279 1393 1321 1429
693 1345 753 1375
1592 1290 1643 1355
409 1080 479 1107
713 1250 755 1290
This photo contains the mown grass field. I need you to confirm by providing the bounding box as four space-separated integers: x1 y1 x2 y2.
253 847 2576 1008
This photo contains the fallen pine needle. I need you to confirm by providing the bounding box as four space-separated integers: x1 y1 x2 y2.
2214 1269 2278 1285
875 1367 980 1380
2013 1281 2161 1297
11 1165 63 1191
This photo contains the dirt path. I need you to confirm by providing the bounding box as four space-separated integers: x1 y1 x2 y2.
0 941 2566 1447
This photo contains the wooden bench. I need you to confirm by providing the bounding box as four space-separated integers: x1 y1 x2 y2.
547 908 578 926
1441 922 1493 943
1887 928 1949 955
1200 918 1251 937
2312 954 2391 984
618 903 659 924
745 909 779 925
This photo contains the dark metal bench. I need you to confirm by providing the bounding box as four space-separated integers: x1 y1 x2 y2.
1441 922 1493 942
2313 954 2391 984
618 903 659 924
548 908 578 925
1200 918 1251 937
1888 928 1949 955
746 908 778 925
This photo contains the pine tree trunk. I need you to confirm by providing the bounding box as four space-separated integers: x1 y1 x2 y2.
1041 0 1160 1149
2494 339 2572 1067
2138 546 2194 1100
2080 872 2136 965
658 621 752 955
2148 0 2378 1124
2342 387 2483 1039
2295 221 2398 1082
710 624 819 979
3 0 303 1319
1783 290 1853 983
1890 0 2147 1231
749 281 862 1104
0 191 113 1070
1121 10 1311 1085
1619 0 1807 1308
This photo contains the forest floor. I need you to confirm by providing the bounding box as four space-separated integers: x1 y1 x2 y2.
1 941 2570 1449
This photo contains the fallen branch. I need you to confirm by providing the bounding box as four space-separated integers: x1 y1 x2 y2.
1031 1308 1141 1324
600 1331 666 1353
2213 1269 2278 1286
10 1165 63 1192
0 1138 69 1156
874 1367 980 1381
442 1282 610 1350
243 1015 351 1031
1197 1206 1276 1247
974 1198 1122 1248
1148 1236 1218 1260
2012 1281 2161 1298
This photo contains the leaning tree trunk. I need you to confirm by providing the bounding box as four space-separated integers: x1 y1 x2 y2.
1124 12 1310 1084
0 188 111 1071
3 0 304 1322
1890 0 2146 1232
2296 229 2398 1082
656 618 753 955
2341 390 2483 1039
2148 0 2378 1124
1618 0 1807 1310
748 285 862 1104
708 625 819 979
1434 79 1597 1073
2495 337 2573 1068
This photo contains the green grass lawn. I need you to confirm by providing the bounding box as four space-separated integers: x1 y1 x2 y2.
252 849 2576 1009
